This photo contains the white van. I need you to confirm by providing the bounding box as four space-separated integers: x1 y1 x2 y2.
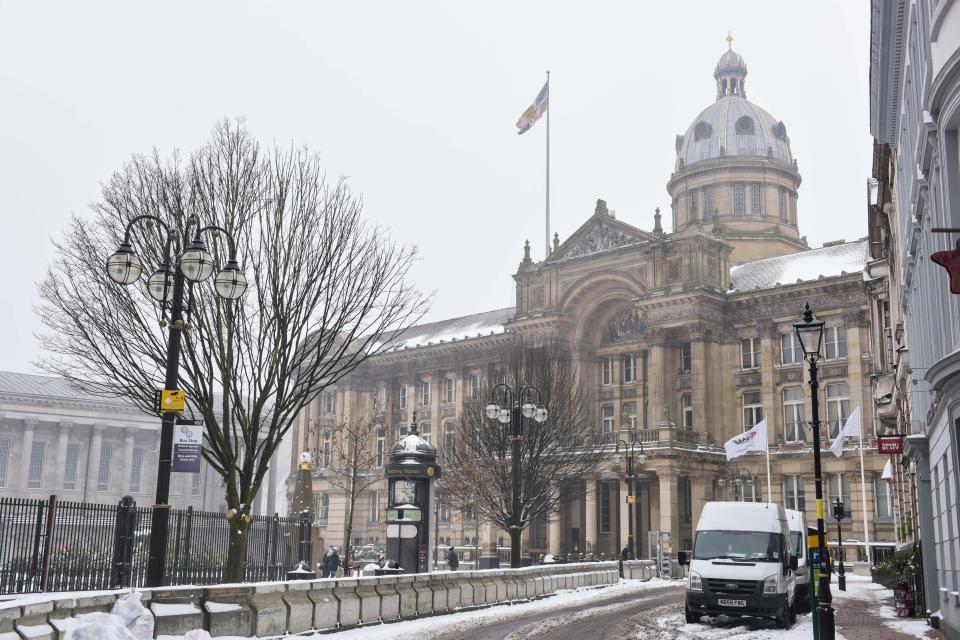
786 508 810 612
678 501 797 628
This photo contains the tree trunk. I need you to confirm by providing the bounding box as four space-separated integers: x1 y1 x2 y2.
510 528 522 568
224 517 251 583
342 499 355 576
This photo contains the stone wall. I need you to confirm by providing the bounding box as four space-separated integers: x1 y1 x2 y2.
0 561 647 638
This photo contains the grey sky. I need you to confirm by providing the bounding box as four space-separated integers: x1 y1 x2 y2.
0 1 871 374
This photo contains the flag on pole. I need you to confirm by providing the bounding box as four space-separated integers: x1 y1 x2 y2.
724 418 769 461
830 406 861 458
881 457 893 480
516 81 549 135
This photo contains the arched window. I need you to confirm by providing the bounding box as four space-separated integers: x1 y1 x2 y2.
735 115 755 134
322 431 332 468
694 121 712 141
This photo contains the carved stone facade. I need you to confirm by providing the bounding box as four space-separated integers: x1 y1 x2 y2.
292 44 893 565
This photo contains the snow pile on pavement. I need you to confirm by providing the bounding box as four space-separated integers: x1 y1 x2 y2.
63 592 153 640
833 574 931 637
656 610 822 640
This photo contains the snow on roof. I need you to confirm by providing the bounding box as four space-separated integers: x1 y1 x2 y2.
376 307 515 352
0 370 129 405
729 239 869 292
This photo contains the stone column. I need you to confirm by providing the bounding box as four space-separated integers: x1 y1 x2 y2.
689 475 710 533
548 511 562 555
758 323 778 442
20 419 37 490
619 479 630 556
689 328 707 432
584 477 597 553
648 339 667 428
658 472 679 544
84 425 104 501
122 427 136 496
53 421 72 492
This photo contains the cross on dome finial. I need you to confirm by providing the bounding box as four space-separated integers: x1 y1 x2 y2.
727 31 733 49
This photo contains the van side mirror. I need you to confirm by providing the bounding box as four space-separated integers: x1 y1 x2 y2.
789 556 798 571
677 551 689 566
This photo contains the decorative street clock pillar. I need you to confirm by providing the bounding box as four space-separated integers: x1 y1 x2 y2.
385 414 441 573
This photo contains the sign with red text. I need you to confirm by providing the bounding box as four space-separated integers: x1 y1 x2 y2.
877 435 905 455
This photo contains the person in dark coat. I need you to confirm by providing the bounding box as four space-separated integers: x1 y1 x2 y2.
323 548 341 578
621 545 631 560
447 545 460 571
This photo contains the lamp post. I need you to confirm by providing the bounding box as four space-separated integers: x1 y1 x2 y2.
485 383 548 569
716 466 755 501
833 499 847 591
615 437 647 559
794 303 835 640
106 215 247 588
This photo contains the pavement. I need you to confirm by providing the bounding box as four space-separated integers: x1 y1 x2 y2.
831 576 946 640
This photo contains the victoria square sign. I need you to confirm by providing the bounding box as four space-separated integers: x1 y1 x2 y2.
877 435 905 455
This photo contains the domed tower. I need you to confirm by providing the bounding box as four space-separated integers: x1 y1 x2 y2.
667 36 806 263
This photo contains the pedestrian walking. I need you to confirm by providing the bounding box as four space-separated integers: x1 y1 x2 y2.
621 545 630 560
447 545 460 571
322 547 341 579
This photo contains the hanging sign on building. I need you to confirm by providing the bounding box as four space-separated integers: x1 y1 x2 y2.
877 435 905 455
172 419 203 473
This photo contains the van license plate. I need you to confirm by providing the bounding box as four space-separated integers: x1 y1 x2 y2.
718 599 746 607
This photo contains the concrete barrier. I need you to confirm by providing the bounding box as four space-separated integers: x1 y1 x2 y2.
376 576 400 621
204 585 253 637
2 561 624 637
333 578 361 627
308 580 339 631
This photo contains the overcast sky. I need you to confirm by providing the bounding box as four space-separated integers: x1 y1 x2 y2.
0 1 871 374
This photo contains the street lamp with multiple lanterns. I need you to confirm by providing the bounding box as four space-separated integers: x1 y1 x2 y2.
485 383 547 569
614 437 647 559
106 214 246 588
716 465 758 502
794 303 835 640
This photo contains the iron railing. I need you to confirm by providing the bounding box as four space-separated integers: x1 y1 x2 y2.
0 495 309 594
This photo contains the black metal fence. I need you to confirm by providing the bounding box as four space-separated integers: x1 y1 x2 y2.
0 495 310 594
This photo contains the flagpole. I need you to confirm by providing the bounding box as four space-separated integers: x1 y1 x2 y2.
858 416 872 564
545 70 551 258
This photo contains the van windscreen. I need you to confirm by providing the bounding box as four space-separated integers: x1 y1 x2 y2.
693 530 783 562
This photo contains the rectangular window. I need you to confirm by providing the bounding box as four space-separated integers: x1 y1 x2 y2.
130 446 145 493
444 378 455 403
599 484 611 534
96 444 113 492
783 387 806 442
742 391 764 430
0 438 11 488
27 441 46 489
369 491 380 522
601 357 612 385
875 475 891 519
377 386 386 408
602 405 615 432
191 469 201 496
323 392 335 414
740 337 761 369
623 353 636 383
316 493 330 521
679 342 692 372
703 186 715 220
689 189 699 220
399 384 408 409
825 327 848 360
739 480 760 502
622 402 637 430
420 422 432 445
750 182 762 216
781 332 803 365
63 442 79 490
444 421 456 453
733 182 746 217
826 383 851 439
681 394 693 430
784 475 806 511
421 381 432 406
323 435 332 468
779 187 788 221
827 474 852 518
376 428 385 467
470 374 480 399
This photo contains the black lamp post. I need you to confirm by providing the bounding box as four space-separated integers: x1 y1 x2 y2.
717 466 755 501
106 215 246 588
833 499 847 591
615 437 647 560
485 383 547 569
794 303 835 640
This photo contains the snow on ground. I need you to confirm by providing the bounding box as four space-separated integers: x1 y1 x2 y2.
653 609 821 640
833 574 932 637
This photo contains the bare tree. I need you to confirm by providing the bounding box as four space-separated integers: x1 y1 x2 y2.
36 120 429 581
443 338 603 565
327 399 386 569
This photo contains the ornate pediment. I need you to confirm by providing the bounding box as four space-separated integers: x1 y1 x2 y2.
547 199 656 263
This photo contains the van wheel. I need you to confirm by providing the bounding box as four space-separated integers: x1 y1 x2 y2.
776 605 792 630
685 608 702 624
789 601 797 625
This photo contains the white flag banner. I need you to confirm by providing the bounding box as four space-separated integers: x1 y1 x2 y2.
724 418 768 461
830 406 862 458
881 457 893 480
